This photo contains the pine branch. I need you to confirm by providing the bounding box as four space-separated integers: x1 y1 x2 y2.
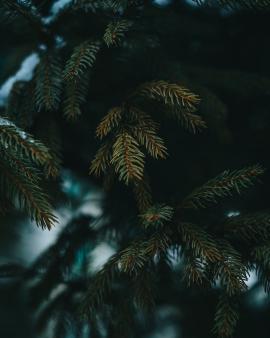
149 230 173 254
35 53 62 112
0 118 57 227
183 253 209 286
132 125 168 159
37 119 62 179
140 204 174 228
109 0 129 12
111 132 145 184
181 165 265 209
82 229 171 317
119 231 171 274
92 82 203 190
127 106 168 158
252 244 270 292
6 148 41 183
1 0 32 16
72 0 98 12
173 108 207 133
128 106 160 131
0 148 57 229
96 106 123 139
224 212 270 243
136 81 200 111
0 1 46 38
133 81 205 132
178 222 222 262
133 175 153 212
216 240 248 295
73 0 139 12
252 244 270 269
103 19 133 47
81 254 120 319
63 72 89 121
0 117 53 166
119 240 148 274
63 40 100 81
213 294 239 338
89 142 112 176
193 0 270 9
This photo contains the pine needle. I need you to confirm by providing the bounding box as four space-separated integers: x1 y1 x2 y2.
63 40 100 81
181 165 265 209
213 294 239 338
96 106 123 139
103 19 133 47
136 81 200 111
90 142 112 176
111 132 145 184
35 53 62 112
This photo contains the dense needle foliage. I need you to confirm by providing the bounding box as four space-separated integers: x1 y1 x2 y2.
1 1 270 338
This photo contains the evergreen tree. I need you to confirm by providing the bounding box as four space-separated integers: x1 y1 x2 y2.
1 1 270 337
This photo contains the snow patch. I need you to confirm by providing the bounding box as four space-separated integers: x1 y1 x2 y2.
0 53 39 106
43 0 72 24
